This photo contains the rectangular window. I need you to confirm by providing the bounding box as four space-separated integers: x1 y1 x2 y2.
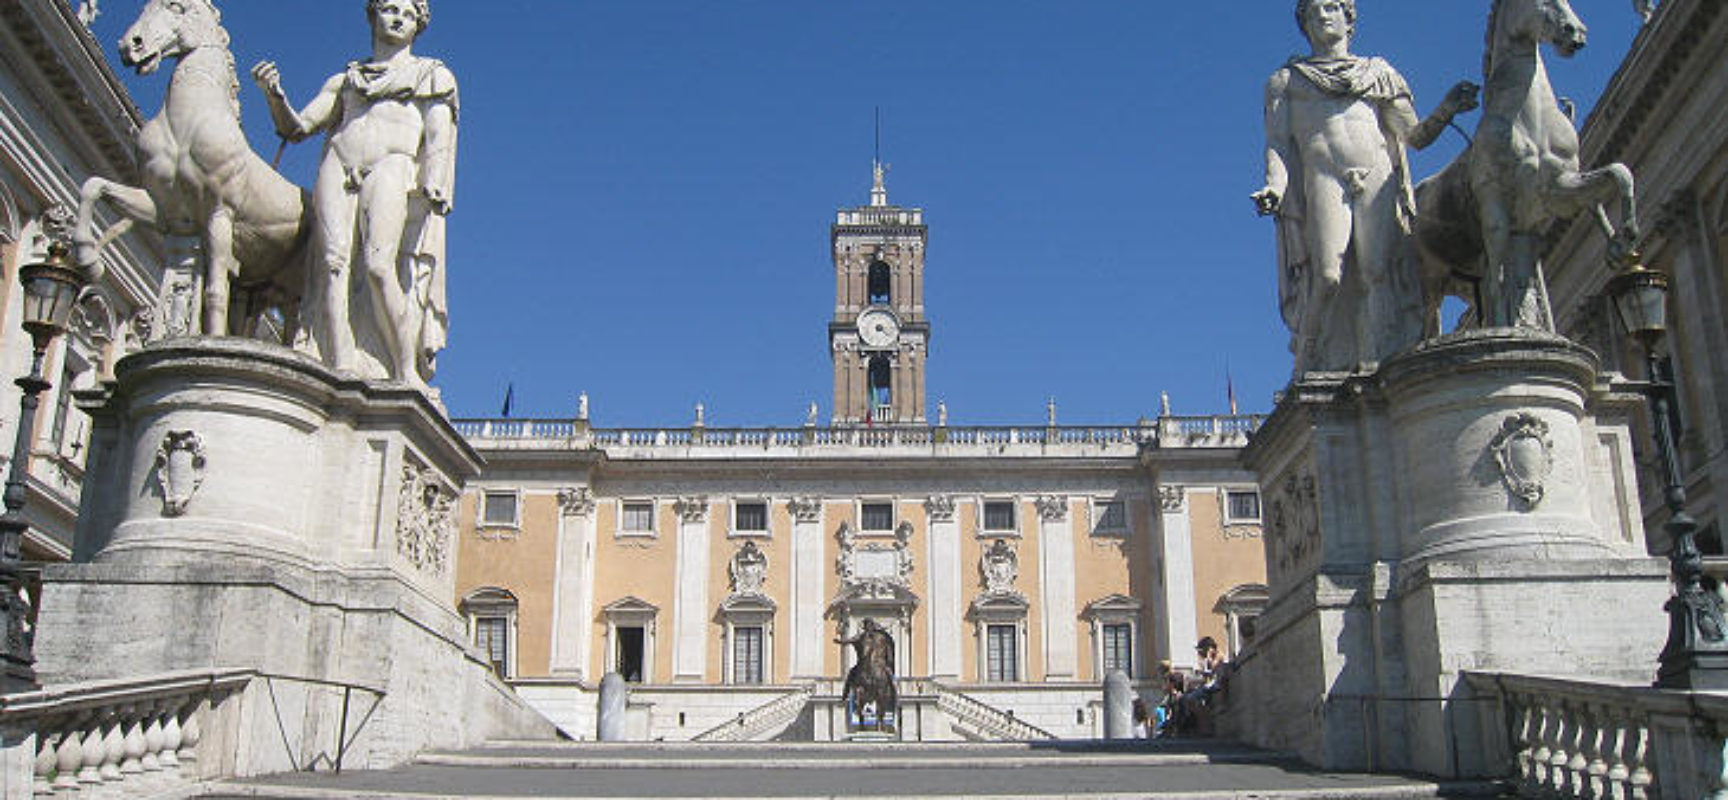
983 501 1017 532
861 502 894 531
1226 490 1262 523
1101 623 1133 678
1095 500 1127 532
481 491 519 526
986 624 1018 682
734 501 768 532
622 502 655 533
732 626 765 685
474 616 509 679
617 626 646 683
50 360 82 453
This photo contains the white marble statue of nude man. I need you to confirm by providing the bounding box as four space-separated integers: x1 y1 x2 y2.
252 0 457 388
1252 0 1477 375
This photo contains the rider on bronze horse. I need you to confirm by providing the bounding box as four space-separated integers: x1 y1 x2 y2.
837 619 897 732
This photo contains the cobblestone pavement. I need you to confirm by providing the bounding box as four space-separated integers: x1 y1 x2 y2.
207 741 1504 799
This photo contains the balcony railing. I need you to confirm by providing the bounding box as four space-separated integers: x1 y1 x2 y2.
450 415 1266 455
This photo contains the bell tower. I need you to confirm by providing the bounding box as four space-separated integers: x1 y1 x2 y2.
830 162 929 426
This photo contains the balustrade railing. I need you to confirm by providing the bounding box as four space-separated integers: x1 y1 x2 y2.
1466 672 1728 800
454 416 1264 453
0 668 252 798
930 681 1055 742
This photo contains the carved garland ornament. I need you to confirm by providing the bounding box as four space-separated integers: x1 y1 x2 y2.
154 430 207 517
924 495 956 523
1158 485 1186 513
676 496 710 523
396 463 454 576
790 496 822 523
1489 414 1554 510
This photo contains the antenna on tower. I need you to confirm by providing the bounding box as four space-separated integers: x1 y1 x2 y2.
870 107 890 207
874 106 881 166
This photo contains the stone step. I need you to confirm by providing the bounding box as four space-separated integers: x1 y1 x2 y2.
197 740 1508 799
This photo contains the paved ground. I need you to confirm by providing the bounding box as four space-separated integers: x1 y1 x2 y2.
203 741 1506 799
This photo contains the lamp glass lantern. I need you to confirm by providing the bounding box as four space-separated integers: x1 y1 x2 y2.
17 243 85 356
1608 266 1671 351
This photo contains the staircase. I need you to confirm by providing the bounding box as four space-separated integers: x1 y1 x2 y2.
930 681 1056 741
195 741 1507 798
691 685 813 742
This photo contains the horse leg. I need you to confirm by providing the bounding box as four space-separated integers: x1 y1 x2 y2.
1555 165 1640 259
1477 193 1515 328
76 178 157 274
204 207 238 336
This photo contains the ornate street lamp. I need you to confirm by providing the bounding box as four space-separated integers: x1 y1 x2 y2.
1607 263 1728 690
0 231 88 694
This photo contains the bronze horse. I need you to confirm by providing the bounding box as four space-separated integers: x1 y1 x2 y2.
837 620 897 732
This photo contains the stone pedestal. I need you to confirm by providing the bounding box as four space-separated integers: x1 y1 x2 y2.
1226 331 1669 777
33 340 558 775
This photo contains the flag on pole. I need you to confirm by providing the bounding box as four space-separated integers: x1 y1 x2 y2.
501 383 515 418
1226 365 1239 416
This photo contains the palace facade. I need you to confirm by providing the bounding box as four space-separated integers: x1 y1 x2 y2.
449 169 1268 740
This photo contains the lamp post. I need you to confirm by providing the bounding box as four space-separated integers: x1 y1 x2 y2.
1607 264 1728 690
0 235 87 694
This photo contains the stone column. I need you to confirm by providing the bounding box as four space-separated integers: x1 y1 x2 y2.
671 497 711 682
1154 486 1200 669
925 496 962 679
1037 497 1078 680
789 497 825 679
551 487 597 679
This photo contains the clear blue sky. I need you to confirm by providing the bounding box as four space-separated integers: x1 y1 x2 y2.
91 2 1644 425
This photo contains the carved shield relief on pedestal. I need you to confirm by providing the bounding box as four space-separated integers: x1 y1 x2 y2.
154 430 207 517
1490 414 1554 511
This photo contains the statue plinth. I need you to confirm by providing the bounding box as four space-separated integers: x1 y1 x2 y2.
34 339 556 774
1229 330 1667 778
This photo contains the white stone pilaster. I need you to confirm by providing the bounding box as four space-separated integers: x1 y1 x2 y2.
1037 497 1077 680
790 497 825 679
926 496 962 679
672 497 710 682
1155 486 1200 670
550 488 596 679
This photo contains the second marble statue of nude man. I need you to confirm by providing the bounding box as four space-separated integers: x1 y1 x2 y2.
1253 0 1476 375
253 0 457 389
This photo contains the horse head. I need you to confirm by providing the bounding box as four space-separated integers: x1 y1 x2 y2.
1490 0 1587 65
118 0 229 76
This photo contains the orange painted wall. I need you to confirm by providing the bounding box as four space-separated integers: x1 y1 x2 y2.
454 491 559 678
1187 489 1267 649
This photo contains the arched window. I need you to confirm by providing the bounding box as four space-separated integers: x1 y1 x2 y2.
460 587 519 679
868 261 891 306
868 356 892 416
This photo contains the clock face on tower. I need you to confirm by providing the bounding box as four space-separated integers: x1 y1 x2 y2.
857 308 900 349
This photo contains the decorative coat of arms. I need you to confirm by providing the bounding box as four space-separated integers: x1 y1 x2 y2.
980 538 1019 596
154 430 207 517
396 462 454 575
836 521 914 599
1489 414 1554 510
729 540 769 596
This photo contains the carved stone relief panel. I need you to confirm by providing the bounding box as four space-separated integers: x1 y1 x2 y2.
396 460 454 576
1266 473 1319 578
980 538 1019 596
729 540 768 597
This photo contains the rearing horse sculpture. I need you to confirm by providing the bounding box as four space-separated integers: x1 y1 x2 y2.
1413 0 1638 335
76 0 309 338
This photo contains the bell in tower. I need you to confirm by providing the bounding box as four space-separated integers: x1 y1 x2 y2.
829 162 929 426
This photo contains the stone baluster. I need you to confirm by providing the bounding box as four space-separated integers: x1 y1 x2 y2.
45 721 79 794
178 702 202 778
142 705 165 774
1551 703 1580 796
1529 701 1556 793
1603 708 1632 800
99 709 126 784
1626 722 1652 800
33 730 55 795
1582 703 1609 798
77 716 108 789
1510 695 1539 792
159 701 184 772
120 706 147 777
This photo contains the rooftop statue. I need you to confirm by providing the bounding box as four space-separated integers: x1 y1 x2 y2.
75 0 312 339
253 0 458 389
1253 0 1478 375
1412 0 1639 335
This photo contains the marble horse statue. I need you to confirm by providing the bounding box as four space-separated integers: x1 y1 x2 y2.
75 0 309 339
837 619 898 733
1412 0 1638 335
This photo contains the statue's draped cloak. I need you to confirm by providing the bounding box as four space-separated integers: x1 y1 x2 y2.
1273 55 1416 337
